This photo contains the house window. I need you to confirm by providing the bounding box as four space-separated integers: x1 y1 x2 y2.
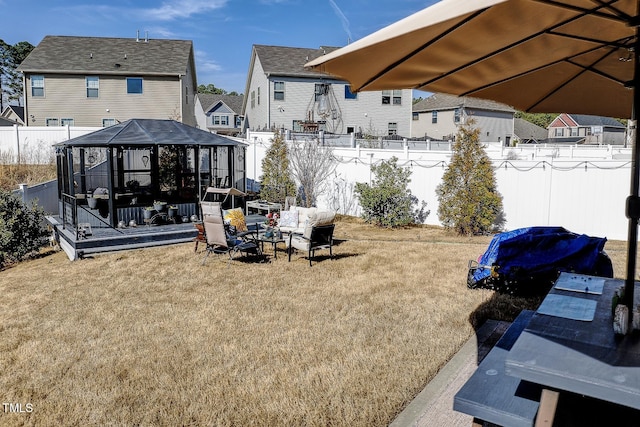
31 75 44 97
251 91 255 108
257 87 260 105
454 108 462 124
555 128 564 137
126 77 143 94
220 116 229 126
61 118 74 126
571 127 578 136
103 118 116 127
86 76 99 98
388 122 398 136
432 111 438 124
382 90 391 104
412 112 419 121
315 83 329 101
345 85 357 100
213 115 221 125
392 90 402 105
46 118 59 126
236 116 242 127
274 81 285 101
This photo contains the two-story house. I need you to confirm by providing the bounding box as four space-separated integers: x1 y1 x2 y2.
242 45 412 137
17 35 197 127
548 113 626 145
412 93 515 145
195 93 244 136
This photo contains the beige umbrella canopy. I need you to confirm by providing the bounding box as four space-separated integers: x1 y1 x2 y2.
307 0 640 315
307 0 636 118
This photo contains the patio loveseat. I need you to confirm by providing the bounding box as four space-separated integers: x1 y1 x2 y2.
278 206 336 235
278 206 336 266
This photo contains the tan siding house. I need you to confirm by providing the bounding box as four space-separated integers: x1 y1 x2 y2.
18 36 197 127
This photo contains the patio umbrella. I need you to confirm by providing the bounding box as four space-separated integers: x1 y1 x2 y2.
203 187 246 203
306 0 640 315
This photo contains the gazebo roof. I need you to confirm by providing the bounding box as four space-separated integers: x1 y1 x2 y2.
57 119 244 147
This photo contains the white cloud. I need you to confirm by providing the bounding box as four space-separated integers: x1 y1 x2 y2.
195 50 222 72
328 0 352 42
142 0 228 21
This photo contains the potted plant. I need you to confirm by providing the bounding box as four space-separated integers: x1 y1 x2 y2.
153 200 167 212
167 205 178 219
126 180 140 192
87 195 100 209
143 206 155 221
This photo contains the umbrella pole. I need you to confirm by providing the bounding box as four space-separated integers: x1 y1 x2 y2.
624 29 640 323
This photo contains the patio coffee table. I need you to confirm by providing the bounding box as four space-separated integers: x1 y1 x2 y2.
256 232 286 259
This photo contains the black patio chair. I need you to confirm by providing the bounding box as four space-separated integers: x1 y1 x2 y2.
287 223 335 266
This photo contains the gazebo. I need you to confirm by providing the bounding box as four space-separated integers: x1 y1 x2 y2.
51 119 247 259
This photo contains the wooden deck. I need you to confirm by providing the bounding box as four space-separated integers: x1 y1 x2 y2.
47 214 266 260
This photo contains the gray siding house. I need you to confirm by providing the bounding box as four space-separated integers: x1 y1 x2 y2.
242 45 412 137
195 94 244 136
17 35 197 127
412 93 515 145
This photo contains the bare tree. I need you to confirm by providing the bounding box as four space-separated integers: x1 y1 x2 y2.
326 173 358 215
288 138 337 208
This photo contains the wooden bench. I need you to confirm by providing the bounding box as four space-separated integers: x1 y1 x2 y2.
454 310 543 427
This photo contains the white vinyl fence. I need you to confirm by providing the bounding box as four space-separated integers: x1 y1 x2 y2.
0 125 99 163
247 131 633 241
2 126 634 241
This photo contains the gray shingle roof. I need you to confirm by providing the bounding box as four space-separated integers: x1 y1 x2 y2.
514 118 548 141
413 93 514 113
56 119 242 147
567 114 624 128
254 45 342 79
18 36 193 76
198 94 244 114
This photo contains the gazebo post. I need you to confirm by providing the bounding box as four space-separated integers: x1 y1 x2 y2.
106 147 116 227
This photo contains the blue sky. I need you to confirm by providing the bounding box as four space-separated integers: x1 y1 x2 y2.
2 0 437 95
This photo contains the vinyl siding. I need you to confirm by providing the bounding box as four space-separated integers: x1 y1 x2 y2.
247 72 411 136
24 73 183 127
179 53 197 127
412 108 514 143
246 58 270 131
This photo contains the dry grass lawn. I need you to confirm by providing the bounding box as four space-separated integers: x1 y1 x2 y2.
0 217 632 426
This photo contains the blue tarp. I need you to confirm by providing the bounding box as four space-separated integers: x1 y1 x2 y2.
468 227 613 294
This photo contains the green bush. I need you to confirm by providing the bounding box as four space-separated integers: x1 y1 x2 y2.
436 121 504 235
355 156 429 227
259 130 297 205
0 190 48 267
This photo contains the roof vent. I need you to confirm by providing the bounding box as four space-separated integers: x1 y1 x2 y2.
145 31 149 43
89 53 93 59
136 30 140 42
124 54 127 60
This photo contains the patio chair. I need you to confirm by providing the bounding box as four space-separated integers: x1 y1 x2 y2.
200 201 263 265
287 223 335 267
